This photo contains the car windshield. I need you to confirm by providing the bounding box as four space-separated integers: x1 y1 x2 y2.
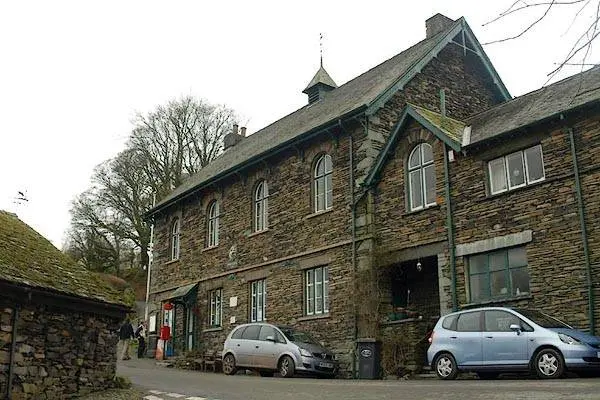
278 327 319 345
514 309 572 329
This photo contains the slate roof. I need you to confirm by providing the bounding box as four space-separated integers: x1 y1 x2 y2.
0 210 129 307
466 65 600 146
303 65 337 93
149 18 466 215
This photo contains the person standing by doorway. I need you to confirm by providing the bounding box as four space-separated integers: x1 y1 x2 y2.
118 319 134 360
135 320 147 358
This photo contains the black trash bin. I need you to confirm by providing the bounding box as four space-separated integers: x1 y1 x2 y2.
357 338 381 379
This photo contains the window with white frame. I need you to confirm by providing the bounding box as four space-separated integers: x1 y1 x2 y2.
171 218 180 260
468 247 530 302
207 201 220 247
208 288 222 327
253 181 268 232
408 143 436 211
313 154 333 212
305 266 329 315
250 279 266 322
488 145 545 195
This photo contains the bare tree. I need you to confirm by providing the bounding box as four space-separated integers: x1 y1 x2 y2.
484 0 600 79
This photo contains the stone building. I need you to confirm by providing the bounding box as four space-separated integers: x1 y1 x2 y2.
146 13 600 376
0 211 130 398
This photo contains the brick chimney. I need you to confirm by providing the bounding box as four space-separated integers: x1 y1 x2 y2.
426 13 454 38
223 124 244 150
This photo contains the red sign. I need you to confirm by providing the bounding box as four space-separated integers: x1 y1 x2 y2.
163 302 174 311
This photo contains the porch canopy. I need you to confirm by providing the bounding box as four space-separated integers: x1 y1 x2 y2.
154 282 198 307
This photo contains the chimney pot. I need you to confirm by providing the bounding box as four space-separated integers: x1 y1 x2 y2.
233 124 239 134
426 13 454 39
240 127 247 137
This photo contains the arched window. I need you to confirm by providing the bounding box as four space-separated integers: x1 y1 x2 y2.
313 154 333 212
207 201 220 247
253 180 268 232
171 218 180 260
408 143 436 211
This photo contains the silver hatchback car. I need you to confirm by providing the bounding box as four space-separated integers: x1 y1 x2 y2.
221 323 338 378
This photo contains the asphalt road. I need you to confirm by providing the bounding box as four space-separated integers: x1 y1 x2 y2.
117 359 600 400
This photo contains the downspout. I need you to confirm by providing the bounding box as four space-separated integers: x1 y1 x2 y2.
7 305 20 400
144 193 157 324
567 125 595 334
443 144 458 311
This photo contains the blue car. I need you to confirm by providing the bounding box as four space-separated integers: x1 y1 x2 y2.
427 307 600 379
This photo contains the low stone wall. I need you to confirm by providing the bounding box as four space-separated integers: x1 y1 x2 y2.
379 319 435 377
1 303 121 399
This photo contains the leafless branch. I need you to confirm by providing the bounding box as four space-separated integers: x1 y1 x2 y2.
484 0 557 45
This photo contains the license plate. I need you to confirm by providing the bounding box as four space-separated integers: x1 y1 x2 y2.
319 362 333 368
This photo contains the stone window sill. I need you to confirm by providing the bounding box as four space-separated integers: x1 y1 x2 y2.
483 179 547 201
402 203 439 217
203 327 223 333
461 294 533 309
304 209 333 220
298 314 330 322
165 258 180 265
248 228 270 238
202 245 219 253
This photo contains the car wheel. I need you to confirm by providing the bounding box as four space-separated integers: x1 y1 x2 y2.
222 353 237 376
476 372 499 380
259 371 274 377
533 348 564 379
278 355 295 378
434 353 458 380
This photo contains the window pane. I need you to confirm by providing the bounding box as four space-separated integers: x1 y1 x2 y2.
316 177 324 211
241 325 260 340
324 154 332 173
489 251 506 271
421 143 433 163
490 270 508 297
424 164 436 205
457 312 480 332
510 267 530 296
489 158 507 194
485 310 520 332
508 247 527 267
315 268 323 314
525 145 544 183
469 254 487 274
259 326 275 341
409 147 421 169
325 174 333 209
506 152 525 188
470 274 489 302
409 170 423 210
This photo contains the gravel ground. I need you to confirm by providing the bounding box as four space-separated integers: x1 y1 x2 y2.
78 387 145 399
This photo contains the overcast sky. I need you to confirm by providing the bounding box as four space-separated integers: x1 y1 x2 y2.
1 0 597 247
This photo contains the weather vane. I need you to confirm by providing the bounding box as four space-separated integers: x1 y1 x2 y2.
320 32 324 67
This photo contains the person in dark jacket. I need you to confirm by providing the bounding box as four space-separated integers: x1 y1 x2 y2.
118 319 134 360
135 321 147 358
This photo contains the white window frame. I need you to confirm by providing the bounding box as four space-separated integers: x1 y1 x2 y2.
408 143 436 211
253 181 269 232
488 145 545 195
209 288 222 327
313 154 333 212
207 201 220 247
171 218 180 260
305 266 329 316
250 279 266 322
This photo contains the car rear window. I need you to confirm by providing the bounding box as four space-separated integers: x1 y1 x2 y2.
231 326 245 339
457 311 481 332
442 315 458 330
241 325 260 340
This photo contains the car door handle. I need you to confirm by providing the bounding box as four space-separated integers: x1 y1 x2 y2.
450 336 458 339
485 336 493 339
255 346 260 349
236 344 240 347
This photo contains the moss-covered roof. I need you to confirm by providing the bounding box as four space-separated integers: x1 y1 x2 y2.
0 210 129 307
409 103 465 144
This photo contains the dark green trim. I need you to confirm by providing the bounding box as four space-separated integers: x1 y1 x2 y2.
567 126 595 334
443 144 457 312
364 105 461 188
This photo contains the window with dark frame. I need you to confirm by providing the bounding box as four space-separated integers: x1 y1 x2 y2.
305 266 329 316
488 145 545 195
253 180 268 232
207 201 220 247
407 143 436 211
250 279 266 322
468 247 530 303
208 288 222 327
313 154 333 212
171 218 180 260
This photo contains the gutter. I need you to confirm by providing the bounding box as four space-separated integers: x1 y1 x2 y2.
443 144 458 311
145 105 369 218
7 305 20 400
566 124 595 334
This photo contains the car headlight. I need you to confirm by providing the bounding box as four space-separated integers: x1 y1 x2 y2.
558 333 581 345
299 348 312 357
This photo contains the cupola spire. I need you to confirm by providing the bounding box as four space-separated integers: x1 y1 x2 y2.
303 33 337 104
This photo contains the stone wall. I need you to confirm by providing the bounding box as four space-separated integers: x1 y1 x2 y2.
0 302 120 399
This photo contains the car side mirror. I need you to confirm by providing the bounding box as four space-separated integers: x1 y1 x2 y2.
320 341 325 347
265 335 276 342
509 324 522 333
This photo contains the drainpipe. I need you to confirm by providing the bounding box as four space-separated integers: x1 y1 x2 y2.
144 193 156 324
7 305 20 400
567 125 595 334
443 144 458 311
